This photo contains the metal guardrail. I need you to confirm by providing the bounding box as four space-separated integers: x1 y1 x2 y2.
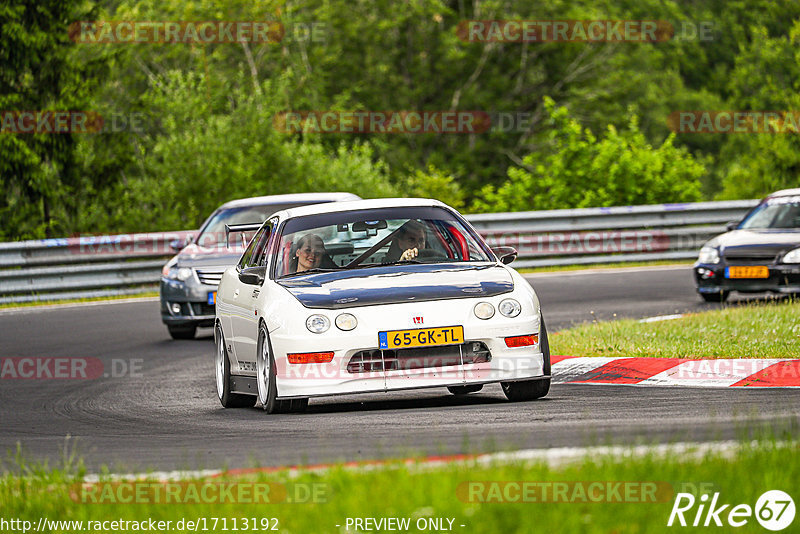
0 199 759 303
470 199 759 268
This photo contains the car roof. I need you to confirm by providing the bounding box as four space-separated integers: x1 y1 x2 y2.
218 192 361 210
767 188 800 199
275 197 447 220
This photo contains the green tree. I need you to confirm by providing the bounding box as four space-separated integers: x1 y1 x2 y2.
4 0 800 240
0 0 107 238
77 71 396 232
716 22 800 199
399 165 465 210
472 98 705 212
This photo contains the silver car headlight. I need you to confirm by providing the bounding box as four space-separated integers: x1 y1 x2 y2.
498 298 522 318
168 267 193 281
782 248 800 263
473 302 495 320
698 246 720 264
306 315 331 333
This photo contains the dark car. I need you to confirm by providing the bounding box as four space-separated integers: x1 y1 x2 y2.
694 188 800 302
160 192 361 339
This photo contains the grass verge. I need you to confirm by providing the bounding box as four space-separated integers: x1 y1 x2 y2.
552 300 800 359
1 439 797 533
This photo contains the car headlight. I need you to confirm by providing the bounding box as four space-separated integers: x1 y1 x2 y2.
306 315 331 333
782 248 800 263
473 302 495 320
499 298 522 318
168 267 193 281
335 313 357 331
698 246 720 264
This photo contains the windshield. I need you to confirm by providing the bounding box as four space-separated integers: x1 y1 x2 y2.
195 203 323 248
739 196 800 230
274 206 493 278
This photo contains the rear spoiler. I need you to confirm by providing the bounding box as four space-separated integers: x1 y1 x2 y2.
225 223 263 248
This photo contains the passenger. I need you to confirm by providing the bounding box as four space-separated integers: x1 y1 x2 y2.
289 234 333 273
384 220 426 262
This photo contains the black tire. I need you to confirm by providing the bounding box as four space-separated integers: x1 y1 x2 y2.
255 325 310 414
540 316 551 377
214 324 256 408
447 384 483 395
255 324 311 413
256 323 283 414
502 378 551 401
700 290 730 303
283 398 309 413
168 324 196 339
501 316 551 401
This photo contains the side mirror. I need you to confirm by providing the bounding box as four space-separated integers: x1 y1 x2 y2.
725 221 739 232
492 246 518 265
170 234 194 252
238 266 266 286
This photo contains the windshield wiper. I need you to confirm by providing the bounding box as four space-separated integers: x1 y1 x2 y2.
380 259 425 266
279 268 342 279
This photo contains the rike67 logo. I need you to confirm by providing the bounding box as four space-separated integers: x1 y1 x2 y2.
668 490 795 531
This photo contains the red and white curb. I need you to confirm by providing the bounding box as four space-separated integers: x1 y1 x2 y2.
552 356 800 388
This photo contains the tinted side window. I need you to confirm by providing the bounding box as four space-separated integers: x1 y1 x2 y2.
254 219 278 267
238 224 271 269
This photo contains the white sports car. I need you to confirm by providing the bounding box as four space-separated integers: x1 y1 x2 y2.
214 198 550 413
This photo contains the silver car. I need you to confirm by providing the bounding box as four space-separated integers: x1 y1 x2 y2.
160 193 361 339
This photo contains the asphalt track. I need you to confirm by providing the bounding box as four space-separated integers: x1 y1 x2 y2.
1 266 798 472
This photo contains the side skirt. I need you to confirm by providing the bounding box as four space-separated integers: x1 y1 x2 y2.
230 375 258 396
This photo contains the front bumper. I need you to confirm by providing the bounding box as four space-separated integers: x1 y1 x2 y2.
267 300 546 399
160 277 218 327
694 262 800 294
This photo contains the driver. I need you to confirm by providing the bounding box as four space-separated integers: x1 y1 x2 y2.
290 234 336 273
384 220 426 262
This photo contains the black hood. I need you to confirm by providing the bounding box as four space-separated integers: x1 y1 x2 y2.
709 229 800 259
277 263 514 309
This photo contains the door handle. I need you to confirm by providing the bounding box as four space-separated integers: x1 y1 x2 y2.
233 289 240 298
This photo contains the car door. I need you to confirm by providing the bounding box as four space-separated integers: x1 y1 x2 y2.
229 222 273 368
